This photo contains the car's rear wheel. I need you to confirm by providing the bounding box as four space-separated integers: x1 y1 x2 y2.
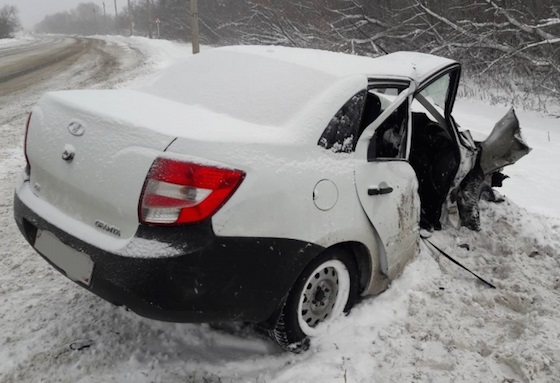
269 248 358 352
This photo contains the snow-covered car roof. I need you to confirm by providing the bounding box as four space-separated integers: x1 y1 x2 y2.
219 45 457 82
139 46 457 142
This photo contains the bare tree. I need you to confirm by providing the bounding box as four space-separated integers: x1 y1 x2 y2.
0 5 20 38
36 2 107 36
404 0 560 104
33 0 560 102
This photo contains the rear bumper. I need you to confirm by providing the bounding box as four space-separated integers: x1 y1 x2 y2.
13 189 323 325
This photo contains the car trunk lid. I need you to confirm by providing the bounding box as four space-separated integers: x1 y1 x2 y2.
26 90 179 241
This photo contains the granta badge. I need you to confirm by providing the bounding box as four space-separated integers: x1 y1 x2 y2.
95 220 121 237
68 121 85 136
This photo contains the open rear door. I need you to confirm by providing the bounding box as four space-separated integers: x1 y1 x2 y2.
354 83 420 279
355 162 419 278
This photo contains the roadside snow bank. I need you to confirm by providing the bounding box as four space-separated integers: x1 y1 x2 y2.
0 33 38 48
96 35 193 88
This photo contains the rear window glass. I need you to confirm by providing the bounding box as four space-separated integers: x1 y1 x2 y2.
318 91 366 153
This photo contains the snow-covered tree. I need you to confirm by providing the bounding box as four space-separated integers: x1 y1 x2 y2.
0 5 20 38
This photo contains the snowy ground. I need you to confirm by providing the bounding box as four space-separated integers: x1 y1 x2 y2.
0 32 38 49
1 36 559 383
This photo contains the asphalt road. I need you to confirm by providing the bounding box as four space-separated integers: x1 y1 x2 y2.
0 36 119 98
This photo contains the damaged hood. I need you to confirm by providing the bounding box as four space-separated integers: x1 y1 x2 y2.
479 108 532 175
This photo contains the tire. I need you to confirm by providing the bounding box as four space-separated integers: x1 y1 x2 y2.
457 164 486 231
269 248 359 352
480 184 497 202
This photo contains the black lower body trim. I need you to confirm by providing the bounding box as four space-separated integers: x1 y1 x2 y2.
13 191 324 325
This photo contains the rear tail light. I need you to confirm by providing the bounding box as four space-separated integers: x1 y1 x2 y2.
139 158 245 225
24 113 32 174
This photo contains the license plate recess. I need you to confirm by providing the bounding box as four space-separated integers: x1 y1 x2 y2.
35 230 94 286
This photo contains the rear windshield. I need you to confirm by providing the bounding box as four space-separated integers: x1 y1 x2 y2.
143 50 336 127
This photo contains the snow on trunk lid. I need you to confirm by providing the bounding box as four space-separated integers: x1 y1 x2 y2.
27 90 177 241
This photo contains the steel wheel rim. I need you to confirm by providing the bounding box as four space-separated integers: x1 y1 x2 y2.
297 259 350 337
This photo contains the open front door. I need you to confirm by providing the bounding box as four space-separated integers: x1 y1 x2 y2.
354 82 420 279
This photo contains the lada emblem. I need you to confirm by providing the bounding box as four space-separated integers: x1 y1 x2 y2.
68 121 85 136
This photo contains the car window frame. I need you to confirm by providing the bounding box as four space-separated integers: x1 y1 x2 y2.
414 64 462 141
359 78 417 163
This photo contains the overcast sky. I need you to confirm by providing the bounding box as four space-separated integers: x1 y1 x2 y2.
0 0 123 29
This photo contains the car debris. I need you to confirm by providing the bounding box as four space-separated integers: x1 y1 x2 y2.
457 108 531 230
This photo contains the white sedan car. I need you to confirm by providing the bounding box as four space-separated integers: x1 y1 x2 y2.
15 46 498 351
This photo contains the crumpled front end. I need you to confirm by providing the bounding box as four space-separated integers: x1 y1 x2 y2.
479 107 532 175
457 108 532 230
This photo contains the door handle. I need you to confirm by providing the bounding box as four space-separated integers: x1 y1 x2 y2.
368 186 393 196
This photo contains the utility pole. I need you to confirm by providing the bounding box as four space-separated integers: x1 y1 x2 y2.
147 0 153 39
93 7 97 35
103 2 107 34
127 0 133 36
114 0 118 34
191 0 200 54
